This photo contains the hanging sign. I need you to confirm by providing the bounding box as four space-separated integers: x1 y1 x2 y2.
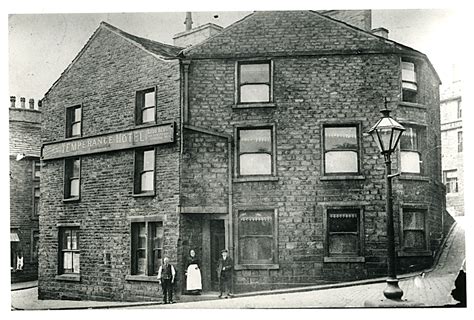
41 122 175 160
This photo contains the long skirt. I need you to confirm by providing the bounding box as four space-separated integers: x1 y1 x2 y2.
186 264 202 291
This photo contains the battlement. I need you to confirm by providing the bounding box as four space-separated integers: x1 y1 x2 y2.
10 96 42 111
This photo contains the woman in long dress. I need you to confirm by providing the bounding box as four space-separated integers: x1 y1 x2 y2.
186 249 202 294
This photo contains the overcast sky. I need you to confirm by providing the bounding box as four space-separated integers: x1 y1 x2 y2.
8 7 464 102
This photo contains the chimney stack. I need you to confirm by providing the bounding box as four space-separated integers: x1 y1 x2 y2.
371 27 389 39
38 99 42 110
185 12 193 31
10 96 16 108
20 97 26 108
29 98 35 109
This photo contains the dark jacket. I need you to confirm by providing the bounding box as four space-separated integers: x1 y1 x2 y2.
217 256 233 279
186 256 200 269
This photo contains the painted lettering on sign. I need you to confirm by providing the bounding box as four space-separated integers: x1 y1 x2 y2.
42 123 175 160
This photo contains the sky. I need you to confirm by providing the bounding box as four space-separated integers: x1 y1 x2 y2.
7 5 466 102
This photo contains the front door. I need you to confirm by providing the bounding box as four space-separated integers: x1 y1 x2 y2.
210 220 226 291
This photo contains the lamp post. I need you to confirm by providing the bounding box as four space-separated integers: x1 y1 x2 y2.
368 107 405 300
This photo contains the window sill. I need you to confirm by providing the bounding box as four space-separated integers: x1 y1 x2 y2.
324 256 365 263
234 264 279 270
399 174 430 182
63 197 80 203
234 176 279 183
55 274 81 282
398 101 427 109
320 175 365 181
134 122 157 128
233 102 276 109
132 192 156 198
125 275 159 282
397 250 431 257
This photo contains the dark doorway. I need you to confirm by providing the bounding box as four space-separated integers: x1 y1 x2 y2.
210 220 225 291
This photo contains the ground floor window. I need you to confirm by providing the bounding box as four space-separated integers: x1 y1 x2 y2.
31 230 39 262
327 208 362 257
10 229 20 270
402 208 427 251
443 170 458 194
131 221 163 276
237 209 278 266
59 228 80 274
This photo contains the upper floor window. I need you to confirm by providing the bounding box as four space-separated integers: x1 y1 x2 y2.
323 125 360 174
135 88 156 124
66 105 82 138
458 131 463 153
402 208 427 251
457 100 462 119
64 158 80 200
237 210 277 266
59 228 80 274
237 61 272 104
400 126 422 174
136 88 156 124
33 160 41 180
33 187 40 218
401 60 417 103
131 221 163 275
134 149 155 195
237 127 274 176
443 170 458 193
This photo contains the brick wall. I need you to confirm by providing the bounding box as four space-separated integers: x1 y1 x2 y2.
39 26 181 301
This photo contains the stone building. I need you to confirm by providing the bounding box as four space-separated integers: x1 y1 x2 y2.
440 79 463 216
10 96 42 282
39 10 448 301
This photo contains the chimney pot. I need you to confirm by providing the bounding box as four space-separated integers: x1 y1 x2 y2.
185 12 193 31
29 98 35 109
10 96 16 108
20 97 26 108
372 27 389 39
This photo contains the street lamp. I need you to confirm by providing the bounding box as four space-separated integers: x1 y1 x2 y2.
368 107 405 300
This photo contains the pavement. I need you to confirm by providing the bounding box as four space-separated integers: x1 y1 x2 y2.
11 216 466 309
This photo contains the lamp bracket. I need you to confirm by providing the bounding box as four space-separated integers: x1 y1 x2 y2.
387 172 400 179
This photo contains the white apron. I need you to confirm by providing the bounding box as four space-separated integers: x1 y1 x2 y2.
186 264 202 291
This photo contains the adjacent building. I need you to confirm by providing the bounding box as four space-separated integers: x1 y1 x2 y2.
39 10 448 301
440 79 463 216
10 96 42 282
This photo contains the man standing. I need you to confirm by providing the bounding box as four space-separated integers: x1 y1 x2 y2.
217 249 233 298
157 257 176 304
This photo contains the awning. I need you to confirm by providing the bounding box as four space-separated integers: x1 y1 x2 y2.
10 232 20 242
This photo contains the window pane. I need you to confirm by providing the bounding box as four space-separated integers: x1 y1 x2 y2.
240 84 270 103
402 61 416 83
152 249 162 275
34 162 41 178
74 107 82 121
400 127 417 150
325 151 358 173
65 230 71 249
138 224 146 248
239 211 273 236
72 123 81 136
401 151 420 173
143 150 155 171
141 171 154 191
142 108 155 123
324 127 357 150
240 237 273 262
328 212 358 233
329 234 358 255
71 230 78 250
73 252 80 273
144 91 155 107
239 129 271 153
402 82 418 91
72 159 80 176
404 230 425 249
63 252 73 272
404 210 424 230
446 170 457 179
239 153 272 175
137 250 146 275
240 63 270 83
70 178 80 197
34 187 40 197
